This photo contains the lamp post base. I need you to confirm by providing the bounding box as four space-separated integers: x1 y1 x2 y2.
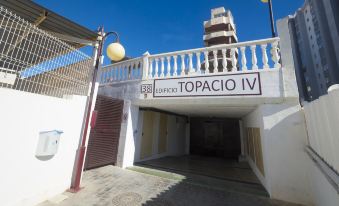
69 146 87 193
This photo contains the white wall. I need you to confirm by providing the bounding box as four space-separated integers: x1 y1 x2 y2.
304 87 339 173
308 161 339 206
260 103 313 205
242 106 268 190
0 88 87 206
277 17 300 100
242 103 314 206
303 86 339 206
134 111 188 162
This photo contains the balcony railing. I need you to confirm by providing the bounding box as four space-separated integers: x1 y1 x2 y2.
99 37 281 85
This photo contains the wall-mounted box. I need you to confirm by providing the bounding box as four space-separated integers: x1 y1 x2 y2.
35 130 63 157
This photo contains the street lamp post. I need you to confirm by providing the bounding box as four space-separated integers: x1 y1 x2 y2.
70 27 125 192
262 0 276 37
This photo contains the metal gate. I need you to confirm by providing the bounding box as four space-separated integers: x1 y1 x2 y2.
84 95 124 170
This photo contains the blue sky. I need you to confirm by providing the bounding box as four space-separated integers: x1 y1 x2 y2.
35 0 304 64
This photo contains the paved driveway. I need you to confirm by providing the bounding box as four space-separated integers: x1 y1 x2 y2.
38 166 302 206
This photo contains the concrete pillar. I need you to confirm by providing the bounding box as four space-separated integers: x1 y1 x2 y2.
276 18 300 102
116 101 139 168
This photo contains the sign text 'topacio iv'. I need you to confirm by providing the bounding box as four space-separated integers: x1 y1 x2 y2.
147 72 261 98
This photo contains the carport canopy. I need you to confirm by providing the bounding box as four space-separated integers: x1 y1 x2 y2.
1 0 98 47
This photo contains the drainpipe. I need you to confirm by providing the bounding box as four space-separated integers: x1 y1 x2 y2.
69 27 105 192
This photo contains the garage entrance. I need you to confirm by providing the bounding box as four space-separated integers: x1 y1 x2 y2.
190 117 241 159
84 95 124 170
133 111 266 196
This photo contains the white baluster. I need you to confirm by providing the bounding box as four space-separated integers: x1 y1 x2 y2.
231 48 237 72
127 64 130 80
115 67 118 81
173 55 178 76
213 50 218 73
240 47 247 71
112 67 116 81
106 68 111 83
128 64 131 79
124 64 128 80
204 51 209 74
107 69 110 82
110 68 113 82
109 68 113 81
271 41 281 69
155 58 159 78
166 56 171 77
126 64 130 80
108 69 111 82
196 52 201 74
131 63 135 80
138 62 142 78
261 44 269 69
100 69 105 83
122 64 125 80
105 70 108 83
133 63 137 79
251 45 258 70
100 69 104 83
142 52 149 79
149 59 153 79
222 49 227 73
180 54 185 76
160 57 165 78
122 64 126 80
118 66 122 81
111 67 115 81
188 53 194 74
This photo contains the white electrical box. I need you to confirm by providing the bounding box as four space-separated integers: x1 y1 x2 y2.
35 130 63 157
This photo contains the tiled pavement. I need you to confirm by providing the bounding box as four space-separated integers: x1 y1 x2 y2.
38 165 303 206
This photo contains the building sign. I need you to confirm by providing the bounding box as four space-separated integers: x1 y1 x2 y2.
145 72 261 98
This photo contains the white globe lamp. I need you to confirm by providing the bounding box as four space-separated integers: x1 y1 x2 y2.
106 42 125 61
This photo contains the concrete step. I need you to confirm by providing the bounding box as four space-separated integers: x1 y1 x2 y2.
127 165 269 198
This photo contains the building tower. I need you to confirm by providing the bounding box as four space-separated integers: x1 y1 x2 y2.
203 7 238 72
282 0 339 101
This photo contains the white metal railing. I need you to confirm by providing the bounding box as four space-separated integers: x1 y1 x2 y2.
0 6 94 98
99 37 281 84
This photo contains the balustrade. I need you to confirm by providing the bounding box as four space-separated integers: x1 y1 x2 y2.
99 37 281 84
